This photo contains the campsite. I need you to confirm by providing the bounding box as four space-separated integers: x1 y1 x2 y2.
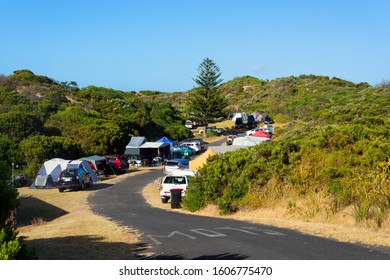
30 135 185 191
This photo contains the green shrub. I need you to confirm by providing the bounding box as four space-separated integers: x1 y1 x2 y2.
183 121 389 226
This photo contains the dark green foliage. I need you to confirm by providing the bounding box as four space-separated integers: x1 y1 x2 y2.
187 58 228 126
183 122 389 226
0 69 190 177
0 161 35 259
0 135 24 167
20 135 83 177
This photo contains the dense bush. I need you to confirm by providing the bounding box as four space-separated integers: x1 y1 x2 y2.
0 161 35 259
183 123 390 226
0 70 191 176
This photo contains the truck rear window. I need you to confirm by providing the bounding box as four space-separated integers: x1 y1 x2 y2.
163 176 186 184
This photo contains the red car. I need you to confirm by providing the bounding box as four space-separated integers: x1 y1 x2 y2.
105 155 129 174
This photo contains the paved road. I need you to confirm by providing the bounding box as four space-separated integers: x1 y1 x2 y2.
88 168 390 260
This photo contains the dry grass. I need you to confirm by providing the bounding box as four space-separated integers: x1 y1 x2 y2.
17 168 152 260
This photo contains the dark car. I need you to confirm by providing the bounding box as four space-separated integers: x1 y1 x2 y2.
235 117 244 129
246 114 255 129
264 115 274 124
57 168 92 192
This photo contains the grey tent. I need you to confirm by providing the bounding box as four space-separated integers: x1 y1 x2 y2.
125 136 147 156
78 155 108 170
31 158 70 189
66 160 100 183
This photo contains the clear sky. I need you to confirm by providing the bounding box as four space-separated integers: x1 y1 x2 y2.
1 0 389 92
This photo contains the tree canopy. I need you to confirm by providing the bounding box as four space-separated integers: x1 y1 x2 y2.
187 58 228 126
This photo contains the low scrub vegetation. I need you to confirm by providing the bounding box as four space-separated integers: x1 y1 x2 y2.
183 83 390 228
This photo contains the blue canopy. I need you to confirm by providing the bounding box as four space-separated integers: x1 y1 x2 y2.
156 136 177 146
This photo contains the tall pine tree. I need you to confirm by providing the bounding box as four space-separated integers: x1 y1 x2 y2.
188 58 228 132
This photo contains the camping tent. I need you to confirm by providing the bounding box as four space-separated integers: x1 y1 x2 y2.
231 112 248 121
156 136 177 146
251 129 271 139
31 158 70 189
31 158 100 189
139 141 171 163
124 136 147 156
78 155 114 176
67 160 100 183
78 155 108 170
232 136 263 146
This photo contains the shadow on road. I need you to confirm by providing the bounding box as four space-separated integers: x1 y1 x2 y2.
140 252 249 260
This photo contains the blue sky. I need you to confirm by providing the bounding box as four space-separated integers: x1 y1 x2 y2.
1 0 389 92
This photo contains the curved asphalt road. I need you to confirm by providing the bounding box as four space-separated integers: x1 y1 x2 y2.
88 168 390 260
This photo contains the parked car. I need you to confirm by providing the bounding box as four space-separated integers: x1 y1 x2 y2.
235 117 244 129
264 115 274 124
246 125 274 137
246 127 260 136
226 134 236 145
105 155 129 174
159 172 193 203
171 145 194 158
246 114 255 129
185 120 193 129
58 168 92 192
180 138 206 152
180 142 201 153
261 125 274 136
163 159 190 174
198 126 223 135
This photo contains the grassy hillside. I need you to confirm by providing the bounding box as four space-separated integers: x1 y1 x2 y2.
180 76 390 229
1 69 389 229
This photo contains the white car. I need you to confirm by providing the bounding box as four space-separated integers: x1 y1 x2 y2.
246 125 274 136
159 173 192 203
181 142 201 153
163 159 190 174
245 127 260 136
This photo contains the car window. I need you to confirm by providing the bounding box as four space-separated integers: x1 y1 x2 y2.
174 177 185 184
62 170 76 176
164 176 186 184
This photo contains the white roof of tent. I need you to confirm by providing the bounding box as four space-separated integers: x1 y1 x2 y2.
140 142 170 149
36 158 70 183
232 136 262 146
